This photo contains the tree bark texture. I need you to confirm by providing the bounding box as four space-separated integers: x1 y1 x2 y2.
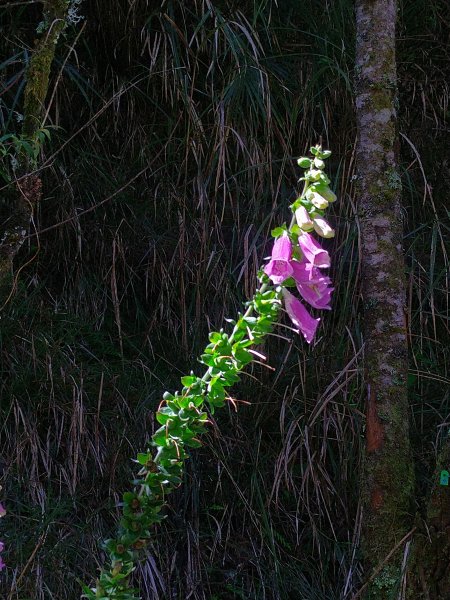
22 0 69 138
406 437 450 599
355 1 414 598
0 0 69 294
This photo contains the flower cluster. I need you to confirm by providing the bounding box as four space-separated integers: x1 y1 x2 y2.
264 232 333 342
264 146 335 343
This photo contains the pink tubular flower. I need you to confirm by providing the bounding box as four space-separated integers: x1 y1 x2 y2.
282 288 320 344
0 539 4 572
298 232 330 269
264 233 294 284
291 262 333 310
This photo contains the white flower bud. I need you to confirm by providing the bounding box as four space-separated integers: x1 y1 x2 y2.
313 157 325 169
295 206 314 231
314 184 337 203
308 191 329 210
308 169 322 181
313 217 335 238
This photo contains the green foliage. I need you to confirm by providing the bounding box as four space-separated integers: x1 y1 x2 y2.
84 280 283 599
0 128 51 179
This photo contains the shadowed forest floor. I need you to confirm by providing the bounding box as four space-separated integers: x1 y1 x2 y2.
0 1 448 598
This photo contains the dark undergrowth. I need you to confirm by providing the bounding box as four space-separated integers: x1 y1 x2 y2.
0 1 448 598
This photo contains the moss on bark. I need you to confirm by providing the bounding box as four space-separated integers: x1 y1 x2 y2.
406 439 450 599
0 1 69 292
22 0 69 139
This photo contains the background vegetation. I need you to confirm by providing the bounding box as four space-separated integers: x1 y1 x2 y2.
0 1 448 598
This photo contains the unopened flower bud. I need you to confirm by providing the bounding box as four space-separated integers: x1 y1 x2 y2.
314 184 337 203
313 217 335 238
306 189 329 210
308 169 322 182
313 157 325 169
295 206 314 231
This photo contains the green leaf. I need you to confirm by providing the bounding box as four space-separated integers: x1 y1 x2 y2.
0 133 16 143
184 437 202 448
164 473 182 485
19 139 34 157
222 370 240 385
299 199 313 213
79 581 97 599
231 328 246 342
152 426 168 447
156 406 177 424
200 353 216 367
233 346 252 364
136 452 151 465
237 338 254 348
123 491 137 503
181 375 197 387
165 418 185 437
187 394 205 408
277 276 296 288
39 127 51 140
271 225 286 238
297 157 311 168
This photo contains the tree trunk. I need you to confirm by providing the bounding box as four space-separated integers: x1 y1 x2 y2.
406 438 450 598
355 1 414 597
22 0 69 139
0 0 69 294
